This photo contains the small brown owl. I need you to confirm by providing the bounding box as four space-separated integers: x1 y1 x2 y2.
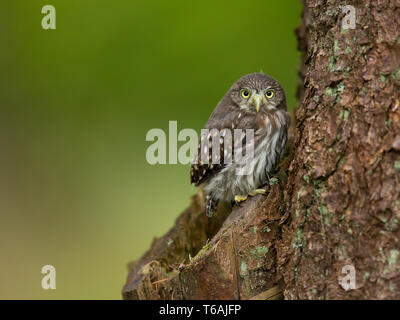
190 73 290 217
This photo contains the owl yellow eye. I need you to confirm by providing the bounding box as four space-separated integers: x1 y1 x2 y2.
240 89 250 99
265 89 274 99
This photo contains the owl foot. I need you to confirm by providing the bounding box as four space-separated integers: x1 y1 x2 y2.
234 189 267 207
248 189 267 196
234 189 266 207
234 194 248 206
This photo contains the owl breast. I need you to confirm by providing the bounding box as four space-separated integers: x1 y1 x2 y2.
204 109 289 202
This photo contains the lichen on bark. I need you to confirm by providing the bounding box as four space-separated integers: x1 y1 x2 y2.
279 0 400 299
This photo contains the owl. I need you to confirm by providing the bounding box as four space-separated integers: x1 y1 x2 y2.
190 73 290 217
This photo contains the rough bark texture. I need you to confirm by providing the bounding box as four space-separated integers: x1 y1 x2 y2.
123 0 400 300
280 0 400 299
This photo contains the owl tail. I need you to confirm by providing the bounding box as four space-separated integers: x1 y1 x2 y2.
205 195 218 218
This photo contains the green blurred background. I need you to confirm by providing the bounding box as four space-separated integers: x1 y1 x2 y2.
0 0 302 299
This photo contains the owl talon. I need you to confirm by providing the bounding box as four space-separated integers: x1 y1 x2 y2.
234 194 248 206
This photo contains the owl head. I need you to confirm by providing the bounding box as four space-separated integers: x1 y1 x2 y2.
228 73 287 113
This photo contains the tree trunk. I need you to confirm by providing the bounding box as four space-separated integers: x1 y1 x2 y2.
122 0 400 300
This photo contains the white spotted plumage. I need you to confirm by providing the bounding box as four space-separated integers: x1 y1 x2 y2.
203 109 288 203
190 73 290 217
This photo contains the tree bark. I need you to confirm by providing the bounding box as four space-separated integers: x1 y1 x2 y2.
122 0 400 300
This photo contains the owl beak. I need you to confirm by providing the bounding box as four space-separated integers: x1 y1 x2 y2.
251 94 263 112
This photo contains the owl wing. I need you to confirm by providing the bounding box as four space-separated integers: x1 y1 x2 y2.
190 129 228 186
190 105 250 186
